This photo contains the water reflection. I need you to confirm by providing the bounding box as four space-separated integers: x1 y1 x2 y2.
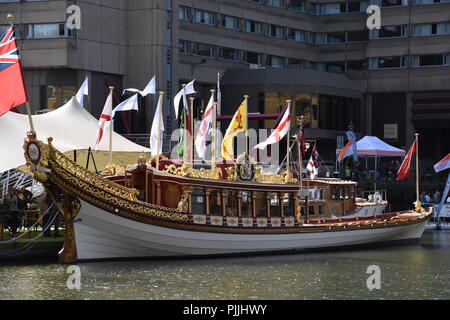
1 231 450 300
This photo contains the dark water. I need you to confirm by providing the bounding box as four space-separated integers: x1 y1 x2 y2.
1 230 449 300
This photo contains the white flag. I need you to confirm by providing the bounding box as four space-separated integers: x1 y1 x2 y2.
75 77 89 107
254 105 291 150
307 155 318 179
94 91 113 149
195 93 215 159
149 93 164 156
111 94 139 119
173 80 196 119
123 76 156 97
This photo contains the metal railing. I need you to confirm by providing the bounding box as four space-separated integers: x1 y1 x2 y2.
356 190 387 204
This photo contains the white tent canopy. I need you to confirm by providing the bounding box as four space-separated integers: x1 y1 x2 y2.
341 136 406 159
0 97 150 173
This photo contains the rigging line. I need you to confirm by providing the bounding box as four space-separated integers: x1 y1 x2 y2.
0 203 55 244
0 204 60 256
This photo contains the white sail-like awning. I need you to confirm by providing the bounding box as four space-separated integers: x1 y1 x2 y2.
0 97 150 173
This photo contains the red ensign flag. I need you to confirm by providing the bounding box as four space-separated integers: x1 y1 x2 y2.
397 139 417 180
0 27 28 117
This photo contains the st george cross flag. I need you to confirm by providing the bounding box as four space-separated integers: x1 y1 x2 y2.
307 144 320 179
94 91 113 149
0 27 28 117
254 106 291 150
434 154 450 173
173 80 195 119
149 93 164 156
397 139 417 180
123 76 156 97
195 92 215 159
75 77 89 107
111 94 139 119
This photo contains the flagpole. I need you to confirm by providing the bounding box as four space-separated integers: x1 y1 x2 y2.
212 102 218 170
286 100 292 181
108 87 114 166
190 97 195 167
156 91 164 172
244 95 249 155
210 89 216 170
415 133 420 209
7 13 35 134
181 84 188 165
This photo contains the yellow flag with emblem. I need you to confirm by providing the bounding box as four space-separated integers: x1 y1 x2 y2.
221 98 247 160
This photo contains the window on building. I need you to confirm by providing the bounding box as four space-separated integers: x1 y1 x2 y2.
193 42 214 57
43 85 77 110
369 56 406 69
244 51 262 65
218 47 240 61
243 20 262 34
288 0 306 11
193 9 215 25
412 54 450 67
287 58 307 69
26 23 75 39
327 31 346 43
414 0 450 4
378 0 408 6
347 30 369 42
347 60 367 71
347 1 370 12
326 61 346 73
311 2 345 14
0 24 20 39
266 55 284 68
179 6 190 21
371 25 407 38
310 33 327 44
179 40 190 54
218 14 239 30
413 22 450 36
267 0 285 7
288 29 307 42
267 24 285 38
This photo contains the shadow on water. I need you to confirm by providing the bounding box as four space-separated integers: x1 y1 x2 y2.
1 231 449 300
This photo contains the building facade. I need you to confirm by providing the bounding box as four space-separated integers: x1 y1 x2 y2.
0 0 449 166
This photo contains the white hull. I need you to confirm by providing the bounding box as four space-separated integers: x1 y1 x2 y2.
74 200 428 261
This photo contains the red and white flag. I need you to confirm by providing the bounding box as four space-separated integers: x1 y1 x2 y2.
434 154 450 173
195 92 215 159
254 106 291 150
397 139 417 180
0 27 28 117
307 144 320 179
94 91 113 149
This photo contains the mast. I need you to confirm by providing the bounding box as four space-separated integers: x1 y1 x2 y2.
210 89 217 170
7 13 35 134
297 116 304 190
286 100 292 180
156 91 164 171
244 95 249 155
190 97 195 167
415 133 420 209
108 86 114 166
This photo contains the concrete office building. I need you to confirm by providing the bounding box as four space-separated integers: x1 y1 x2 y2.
0 0 449 167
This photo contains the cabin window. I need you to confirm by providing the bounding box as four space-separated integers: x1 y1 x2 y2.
192 188 205 215
269 193 280 217
224 191 238 216
332 187 338 200
241 191 251 217
282 193 294 217
308 206 315 217
318 206 325 215
255 192 267 217
209 190 222 216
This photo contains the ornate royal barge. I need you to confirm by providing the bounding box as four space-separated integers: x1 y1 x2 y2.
24 134 432 263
